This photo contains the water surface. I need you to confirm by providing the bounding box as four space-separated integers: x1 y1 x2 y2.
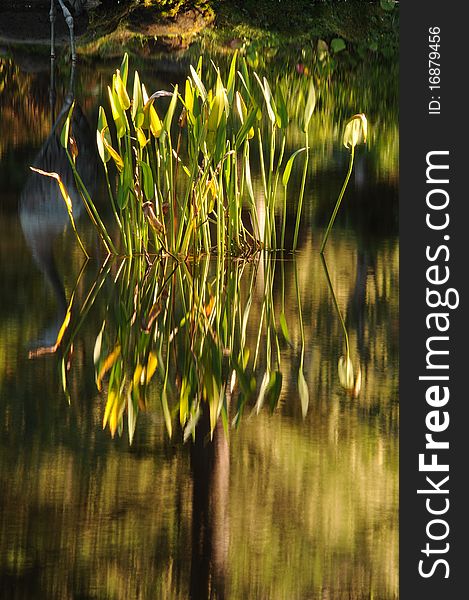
0 49 398 599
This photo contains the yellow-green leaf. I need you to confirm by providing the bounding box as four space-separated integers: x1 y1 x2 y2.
282 148 306 186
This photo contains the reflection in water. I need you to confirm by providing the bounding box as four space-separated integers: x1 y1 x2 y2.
191 412 229 600
0 49 398 600
321 255 361 396
19 59 96 353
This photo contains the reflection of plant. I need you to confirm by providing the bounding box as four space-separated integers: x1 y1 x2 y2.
59 253 308 443
321 254 361 397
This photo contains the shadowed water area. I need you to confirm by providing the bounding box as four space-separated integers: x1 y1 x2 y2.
0 44 398 599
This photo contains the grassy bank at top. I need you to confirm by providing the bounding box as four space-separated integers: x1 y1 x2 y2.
78 0 398 61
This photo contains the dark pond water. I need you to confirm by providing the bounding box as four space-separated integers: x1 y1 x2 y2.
0 47 398 599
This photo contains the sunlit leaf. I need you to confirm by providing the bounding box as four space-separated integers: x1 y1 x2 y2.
303 79 316 132
226 50 238 104
108 84 126 138
235 106 256 149
275 86 288 129
115 69 131 111
149 105 163 138
254 72 276 124
60 101 75 149
120 52 129 87
97 106 111 163
132 71 144 127
190 65 207 102
29 167 88 257
164 85 179 133
136 127 148 148
102 135 124 171
282 147 306 186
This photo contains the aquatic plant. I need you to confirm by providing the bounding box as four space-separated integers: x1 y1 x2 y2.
320 113 368 253
59 52 316 256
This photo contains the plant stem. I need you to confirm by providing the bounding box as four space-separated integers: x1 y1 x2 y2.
292 129 309 252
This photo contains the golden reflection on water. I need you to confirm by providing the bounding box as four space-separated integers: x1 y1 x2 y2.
0 226 398 599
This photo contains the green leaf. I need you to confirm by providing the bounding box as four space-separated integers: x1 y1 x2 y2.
282 147 306 186
235 107 257 149
226 50 238 105
108 84 126 139
102 135 124 171
331 38 346 54
254 72 276 124
120 52 129 87
275 86 288 129
115 69 130 111
96 106 111 163
190 65 207 102
132 71 144 128
139 160 154 200
164 85 179 133
298 367 309 418
60 101 75 149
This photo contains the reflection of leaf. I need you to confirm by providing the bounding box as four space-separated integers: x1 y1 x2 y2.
93 322 105 367
161 388 172 438
145 352 158 383
298 368 309 418
267 371 282 412
127 389 137 445
338 355 362 396
96 345 121 391
255 371 270 414
256 371 282 413
279 312 291 345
